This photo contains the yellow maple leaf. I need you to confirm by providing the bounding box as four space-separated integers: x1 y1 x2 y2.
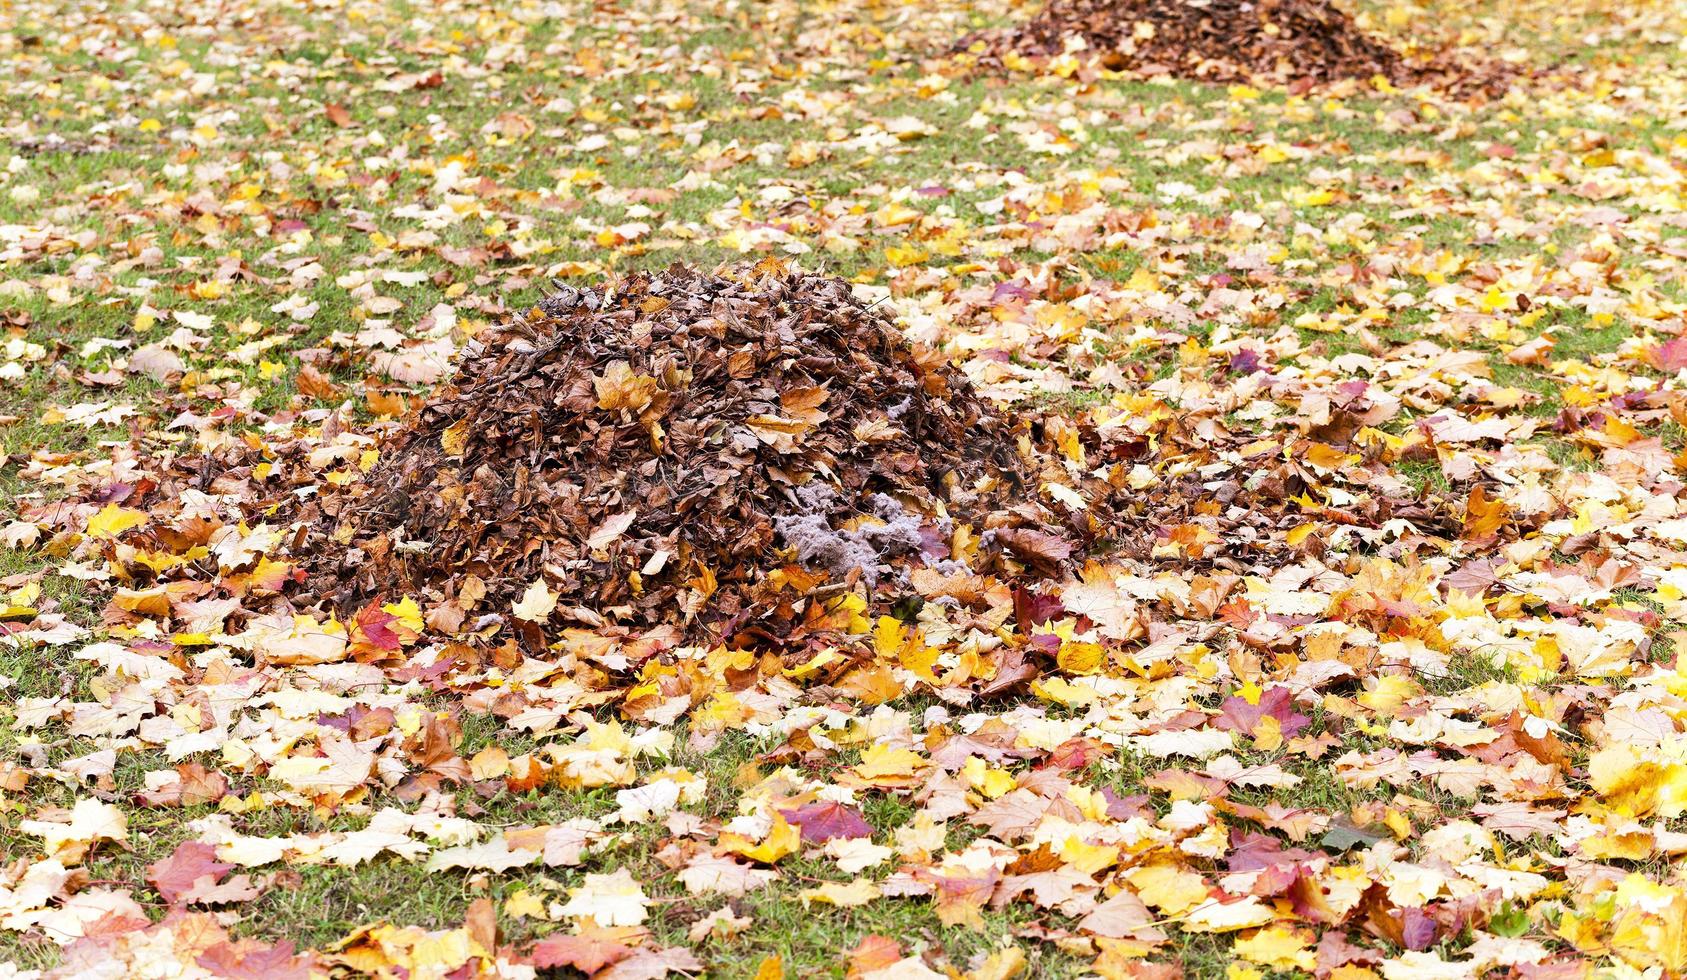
1589 744 1687 818
503 889 546 920
593 360 658 412
962 756 1016 799
1056 639 1104 676
722 813 800 864
1056 835 1120 875
1031 677 1100 708
1127 863 1209 916
799 879 879 907
383 595 425 633
512 578 559 622
876 616 937 681
86 503 148 539
853 743 925 785
1234 927 1316 971
1357 674 1419 717
1609 875 1687 972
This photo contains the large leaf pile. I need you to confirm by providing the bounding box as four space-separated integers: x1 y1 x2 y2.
307 264 1048 640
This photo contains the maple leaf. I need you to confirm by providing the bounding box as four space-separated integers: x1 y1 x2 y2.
1648 337 1687 373
678 853 778 896
197 939 315 980
594 360 659 412
993 527 1073 567
19 798 128 863
586 510 638 550
595 946 704 980
424 834 541 873
1078 889 1164 941
85 503 147 539
148 841 234 905
848 935 906 975
531 928 634 974
512 578 559 623
778 800 873 843
555 869 650 927
1059 578 1138 639
1212 686 1311 746
1462 484 1510 541
1235 926 1317 971
268 735 375 797
799 880 879 907
720 813 803 864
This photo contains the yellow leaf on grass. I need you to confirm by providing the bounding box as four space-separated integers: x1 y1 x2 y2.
721 813 801 865
1234 926 1316 972
503 889 546 920
1182 896 1274 932
1608 875 1687 972
1357 674 1420 717
1033 677 1099 708
18 798 128 863
470 746 511 780
800 879 879 907
852 744 926 785
1056 835 1120 875
963 756 1016 799
1589 743 1687 818
87 503 148 539
554 868 649 926
1127 863 1210 916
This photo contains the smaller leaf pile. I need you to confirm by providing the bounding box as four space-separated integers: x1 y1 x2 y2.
957 0 1512 92
307 263 1046 639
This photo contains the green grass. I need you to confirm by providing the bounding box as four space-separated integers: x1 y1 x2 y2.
2 0 1685 970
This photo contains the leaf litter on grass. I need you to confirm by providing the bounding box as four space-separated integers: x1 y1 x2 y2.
1 0 1686 976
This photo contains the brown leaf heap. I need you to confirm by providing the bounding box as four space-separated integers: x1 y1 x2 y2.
957 0 1514 93
309 263 1038 636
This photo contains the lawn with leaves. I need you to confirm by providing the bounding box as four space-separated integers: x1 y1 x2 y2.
2 0 1686 976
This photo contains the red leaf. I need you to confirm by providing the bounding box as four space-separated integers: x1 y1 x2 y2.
1040 736 1113 771
351 603 402 651
197 938 314 980
1650 337 1687 373
530 932 633 974
324 103 352 128
778 800 873 843
1012 587 1066 630
148 841 233 906
1212 686 1310 740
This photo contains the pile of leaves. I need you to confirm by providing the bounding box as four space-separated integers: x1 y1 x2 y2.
956 0 1513 92
304 263 1054 640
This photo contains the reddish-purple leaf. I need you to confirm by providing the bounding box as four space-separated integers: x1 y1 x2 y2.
1212 686 1310 740
1650 336 1687 373
197 939 314 980
148 841 233 906
779 800 873 843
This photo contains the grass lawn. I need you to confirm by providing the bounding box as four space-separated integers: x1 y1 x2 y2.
2 0 1686 976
